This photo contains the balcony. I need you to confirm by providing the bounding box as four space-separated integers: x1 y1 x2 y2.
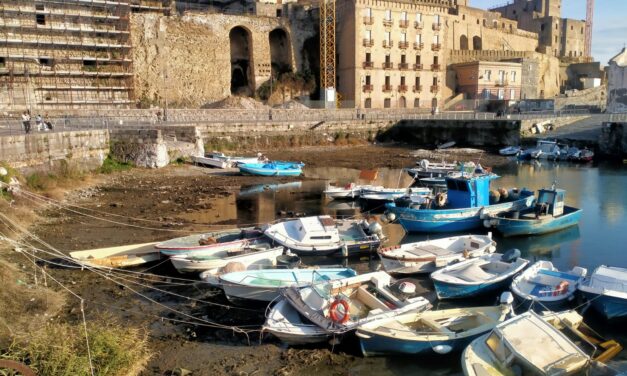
363 84 373 92
398 41 409 49
382 62 394 69
382 40 393 48
413 63 423 71
363 16 374 25
432 43 441 51
399 20 409 28
430 85 439 93
414 21 423 29
363 38 374 47
382 84 392 92
432 23 442 31
431 64 441 71
398 84 408 92
413 42 424 50
413 85 423 92
363 61 374 69
495 80 509 87
383 19 393 27
399 62 409 70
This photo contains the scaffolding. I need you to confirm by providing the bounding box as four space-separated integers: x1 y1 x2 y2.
0 0 139 111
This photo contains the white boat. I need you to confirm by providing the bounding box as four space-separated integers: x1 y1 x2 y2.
169 245 284 273
69 242 160 268
377 234 496 275
510 260 586 311
430 251 529 299
155 228 264 257
192 152 264 169
462 311 618 376
264 271 431 344
356 293 514 357
263 299 332 345
359 187 431 202
578 265 627 320
530 140 561 160
406 159 459 181
219 268 357 303
199 253 300 287
499 146 521 156
263 215 384 257
323 183 380 200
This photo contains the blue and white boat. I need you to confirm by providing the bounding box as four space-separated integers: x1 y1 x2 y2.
238 161 304 176
510 260 586 311
385 173 535 233
579 265 627 320
356 292 514 357
219 268 357 302
483 186 582 237
431 250 529 300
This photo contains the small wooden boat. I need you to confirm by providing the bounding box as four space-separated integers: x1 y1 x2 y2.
378 234 496 275
169 245 283 273
69 242 160 268
265 271 432 344
359 187 431 203
431 250 529 299
498 146 521 156
155 228 263 257
264 215 384 257
510 260 586 311
219 268 357 303
356 292 514 357
238 161 304 177
462 311 619 376
579 265 627 320
484 186 582 237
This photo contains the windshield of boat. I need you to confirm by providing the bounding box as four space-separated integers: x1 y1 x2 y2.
310 271 333 298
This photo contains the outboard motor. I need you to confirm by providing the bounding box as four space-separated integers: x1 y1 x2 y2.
368 221 383 238
500 248 521 263
499 291 515 317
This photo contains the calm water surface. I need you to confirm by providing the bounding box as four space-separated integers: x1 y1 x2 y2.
195 160 627 374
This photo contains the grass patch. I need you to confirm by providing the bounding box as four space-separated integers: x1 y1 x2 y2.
99 156 132 174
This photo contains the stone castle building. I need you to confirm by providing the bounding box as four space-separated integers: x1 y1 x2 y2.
607 48 627 114
0 0 591 111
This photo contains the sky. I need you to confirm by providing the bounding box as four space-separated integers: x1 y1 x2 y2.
469 0 627 64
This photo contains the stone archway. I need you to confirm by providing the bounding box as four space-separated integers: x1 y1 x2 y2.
473 36 482 51
230 26 254 96
460 35 469 50
269 28 292 77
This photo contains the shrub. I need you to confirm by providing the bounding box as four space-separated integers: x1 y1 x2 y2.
99 156 132 174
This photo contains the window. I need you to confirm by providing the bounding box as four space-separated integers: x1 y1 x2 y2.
570 25 573 31
364 30 372 40
434 14 441 25
365 98 372 108
35 4 44 11
365 75 371 85
432 76 437 86
276 9 282 17
510 89 516 100
36 14 46 25
384 31 391 43
433 56 438 65
416 34 422 43
400 76 406 85
385 9 392 21
485 70 491 80
83 60 97 70
416 12 422 22
414 98 420 108
384 98 391 108
433 35 440 44
385 76 391 86
401 33 407 42
385 55 391 64
0 57 5 67
365 52 371 62
364 7 372 17
415 77 420 86
511 71 517 82
483 89 490 99
401 11 407 21
39 58 53 67
310 236 332 240
416 55 421 64
498 70 505 82
498 89 504 99
401 54 406 64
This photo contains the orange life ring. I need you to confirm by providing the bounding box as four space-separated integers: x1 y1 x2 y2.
329 298 350 324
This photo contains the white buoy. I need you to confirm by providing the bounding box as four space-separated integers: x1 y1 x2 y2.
0 167 7 176
432 344 453 355
386 212 396 222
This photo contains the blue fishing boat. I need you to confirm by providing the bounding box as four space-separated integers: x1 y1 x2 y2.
431 250 529 300
356 293 514 357
238 161 304 176
579 265 627 320
483 186 582 237
385 173 535 233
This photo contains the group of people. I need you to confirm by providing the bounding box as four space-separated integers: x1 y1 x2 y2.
20 111 54 134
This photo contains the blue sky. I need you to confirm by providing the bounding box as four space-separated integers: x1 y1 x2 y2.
469 0 626 64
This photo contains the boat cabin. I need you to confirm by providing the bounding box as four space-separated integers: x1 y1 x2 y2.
535 188 565 217
288 216 340 245
446 174 499 208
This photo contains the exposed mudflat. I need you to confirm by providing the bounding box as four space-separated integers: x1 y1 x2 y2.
16 144 509 375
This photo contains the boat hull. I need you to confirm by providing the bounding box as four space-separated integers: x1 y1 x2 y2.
580 291 627 320
239 166 302 176
359 331 482 357
387 194 535 233
169 247 283 273
489 207 582 237
433 277 514 300
512 290 574 312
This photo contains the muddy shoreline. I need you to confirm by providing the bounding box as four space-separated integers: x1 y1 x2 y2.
10 144 509 375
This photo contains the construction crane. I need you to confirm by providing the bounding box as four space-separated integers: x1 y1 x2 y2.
319 0 336 108
584 0 594 58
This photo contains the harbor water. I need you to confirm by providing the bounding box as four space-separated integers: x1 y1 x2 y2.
187 159 627 374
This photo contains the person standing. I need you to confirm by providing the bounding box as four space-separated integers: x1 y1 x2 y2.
21 111 31 134
35 114 43 131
